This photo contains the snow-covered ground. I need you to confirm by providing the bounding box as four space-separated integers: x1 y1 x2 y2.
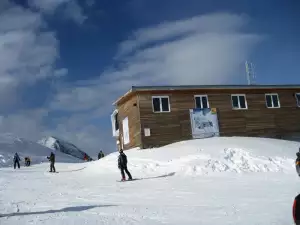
1 136 300 224
0 133 82 168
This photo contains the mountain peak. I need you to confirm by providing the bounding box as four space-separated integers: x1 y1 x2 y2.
38 136 93 161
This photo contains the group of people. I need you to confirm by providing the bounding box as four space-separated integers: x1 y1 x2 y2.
12 152 54 172
12 149 132 181
13 153 31 169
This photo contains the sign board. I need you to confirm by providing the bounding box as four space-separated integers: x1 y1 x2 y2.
122 117 130 145
189 108 220 139
144 128 151 137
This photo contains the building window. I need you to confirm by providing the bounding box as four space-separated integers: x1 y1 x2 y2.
152 96 170 112
231 94 247 109
194 95 209 108
296 93 300 107
111 109 119 136
265 93 280 108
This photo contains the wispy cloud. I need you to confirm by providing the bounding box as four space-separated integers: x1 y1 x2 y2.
0 1 60 98
28 0 88 24
51 12 263 113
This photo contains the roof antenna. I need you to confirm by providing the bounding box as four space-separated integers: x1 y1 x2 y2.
245 61 256 85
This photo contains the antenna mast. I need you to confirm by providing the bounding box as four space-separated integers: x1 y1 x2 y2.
245 61 256 85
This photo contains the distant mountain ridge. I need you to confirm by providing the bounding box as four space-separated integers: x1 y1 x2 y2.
0 133 81 168
38 136 93 161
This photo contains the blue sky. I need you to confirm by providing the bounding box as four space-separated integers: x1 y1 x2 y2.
0 0 299 157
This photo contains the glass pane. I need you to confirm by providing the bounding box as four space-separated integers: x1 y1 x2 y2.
232 96 239 108
152 98 160 112
266 95 272 107
272 95 279 107
195 97 202 108
296 94 300 106
239 96 246 108
202 96 208 108
161 97 170 111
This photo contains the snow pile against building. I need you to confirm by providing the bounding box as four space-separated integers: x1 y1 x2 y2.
86 136 300 176
0 133 81 168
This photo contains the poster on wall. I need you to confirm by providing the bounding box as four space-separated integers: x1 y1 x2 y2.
189 108 220 139
122 117 130 145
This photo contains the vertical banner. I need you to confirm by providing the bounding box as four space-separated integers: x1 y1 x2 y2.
122 117 130 145
189 108 220 139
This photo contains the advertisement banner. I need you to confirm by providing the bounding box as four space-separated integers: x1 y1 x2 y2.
122 117 130 145
189 108 220 139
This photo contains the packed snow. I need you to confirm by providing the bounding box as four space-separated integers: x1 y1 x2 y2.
0 133 82 168
1 136 300 225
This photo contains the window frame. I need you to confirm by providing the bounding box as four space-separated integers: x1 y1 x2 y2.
265 93 280 108
295 93 300 107
231 94 248 110
194 95 210 109
151 96 171 113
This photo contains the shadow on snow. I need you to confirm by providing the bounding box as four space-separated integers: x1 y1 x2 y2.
0 204 116 218
129 172 176 181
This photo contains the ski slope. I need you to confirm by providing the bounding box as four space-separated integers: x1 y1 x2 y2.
0 136 300 225
0 133 82 168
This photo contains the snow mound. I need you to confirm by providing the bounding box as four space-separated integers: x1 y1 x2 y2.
0 133 82 168
85 137 299 176
38 136 93 161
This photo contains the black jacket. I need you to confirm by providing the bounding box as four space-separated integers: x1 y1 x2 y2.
118 153 127 168
48 153 55 163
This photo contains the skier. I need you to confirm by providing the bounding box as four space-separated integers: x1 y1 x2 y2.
98 150 105 160
24 157 31 167
47 152 56 173
13 152 21 169
84 153 88 161
296 149 300 176
118 149 132 181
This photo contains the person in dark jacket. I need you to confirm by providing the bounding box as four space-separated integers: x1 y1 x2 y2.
118 149 132 181
296 150 300 177
98 150 105 160
13 152 21 169
25 157 31 167
47 152 56 172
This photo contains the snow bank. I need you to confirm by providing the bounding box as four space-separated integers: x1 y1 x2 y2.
85 137 300 176
0 133 82 168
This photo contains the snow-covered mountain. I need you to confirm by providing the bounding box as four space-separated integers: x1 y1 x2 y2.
38 136 93 161
0 133 81 168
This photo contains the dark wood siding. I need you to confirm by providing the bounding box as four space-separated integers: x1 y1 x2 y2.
137 88 300 148
116 94 142 150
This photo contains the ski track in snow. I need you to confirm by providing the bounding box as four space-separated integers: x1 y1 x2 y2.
0 136 300 224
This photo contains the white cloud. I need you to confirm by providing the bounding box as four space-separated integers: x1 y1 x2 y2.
0 3 59 96
50 12 263 113
28 0 70 13
54 68 68 77
29 0 87 24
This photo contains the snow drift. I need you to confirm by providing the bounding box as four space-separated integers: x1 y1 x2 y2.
38 136 93 161
86 136 300 176
0 133 82 168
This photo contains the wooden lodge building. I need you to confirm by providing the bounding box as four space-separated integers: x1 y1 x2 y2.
111 85 300 150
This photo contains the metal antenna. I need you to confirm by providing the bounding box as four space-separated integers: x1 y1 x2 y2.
245 61 256 85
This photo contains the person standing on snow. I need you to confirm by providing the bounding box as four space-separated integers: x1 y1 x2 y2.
118 149 132 181
296 150 300 177
47 152 56 173
13 152 21 169
98 150 105 160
